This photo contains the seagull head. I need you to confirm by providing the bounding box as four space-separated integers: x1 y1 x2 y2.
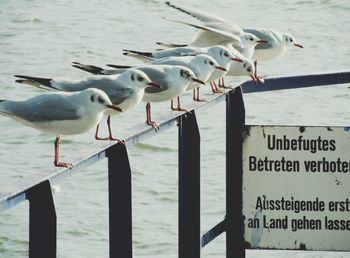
243 33 268 47
82 88 122 112
208 45 242 67
194 54 227 74
179 67 205 85
282 33 304 49
124 69 162 89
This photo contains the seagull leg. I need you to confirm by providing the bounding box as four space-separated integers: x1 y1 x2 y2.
218 78 232 89
171 97 188 112
53 136 72 168
210 81 223 93
106 115 124 143
193 87 207 102
95 123 108 140
254 60 265 83
146 102 159 129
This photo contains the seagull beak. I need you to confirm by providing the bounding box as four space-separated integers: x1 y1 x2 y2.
192 78 205 85
147 81 162 88
257 39 268 44
106 104 122 112
293 43 304 48
231 57 243 63
215 66 227 72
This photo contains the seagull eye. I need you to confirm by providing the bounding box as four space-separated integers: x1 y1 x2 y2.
250 38 254 41
290 38 293 42
224 52 229 57
247 67 252 72
209 61 214 65
137 75 144 82
90 95 95 102
97 96 105 104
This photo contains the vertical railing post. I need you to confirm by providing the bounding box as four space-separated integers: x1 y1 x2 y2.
26 180 57 258
107 144 132 258
178 111 201 258
226 88 245 258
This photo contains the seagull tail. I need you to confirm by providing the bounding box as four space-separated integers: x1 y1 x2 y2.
72 62 105 75
14 75 56 91
122 49 155 62
156 42 188 48
106 64 132 69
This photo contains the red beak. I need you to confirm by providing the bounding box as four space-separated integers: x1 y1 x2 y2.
231 57 243 63
147 81 162 88
106 104 122 112
192 78 205 85
215 66 227 72
293 43 304 49
257 39 268 44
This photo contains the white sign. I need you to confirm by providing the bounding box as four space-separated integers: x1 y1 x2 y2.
243 125 350 251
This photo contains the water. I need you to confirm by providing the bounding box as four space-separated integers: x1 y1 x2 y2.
0 0 349 257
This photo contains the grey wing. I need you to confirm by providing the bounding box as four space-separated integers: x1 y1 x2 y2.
244 29 275 50
78 77 134 105
138 67 170 94
5 94 81 122
154 47 200 59
101 85 134 105
166 2 229 24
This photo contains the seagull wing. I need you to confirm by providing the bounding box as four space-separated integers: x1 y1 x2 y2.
0 93 81 122
165 18 241 44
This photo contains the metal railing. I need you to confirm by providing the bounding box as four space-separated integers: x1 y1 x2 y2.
0 71 349 258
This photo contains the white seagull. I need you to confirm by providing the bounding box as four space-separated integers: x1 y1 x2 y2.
243 29 304 81
164 2 268 59
107 54 227 101
0 88 122 168
72 63 204 129
15 69 161 141
123 45 242 92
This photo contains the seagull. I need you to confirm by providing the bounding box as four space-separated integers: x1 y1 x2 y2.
123 45 242 92
72 63 204 128
107 54 227 101
243 29 303 81
14 69 161 141
0 88 122 168
244 28 304 61
151 43 258 87
164 2 268 58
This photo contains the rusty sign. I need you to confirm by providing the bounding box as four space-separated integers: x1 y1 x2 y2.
242 125 350 251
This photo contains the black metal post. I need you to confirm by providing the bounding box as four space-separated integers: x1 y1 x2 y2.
178 111 201 258
26 180 56 258
107 144 132 258
226 88 245 258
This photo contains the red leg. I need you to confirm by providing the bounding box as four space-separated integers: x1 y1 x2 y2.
171 97 187 111
193 87 206 102
254 60 265 83
106 115 124 143
95 123 108 140
192 88 196 100
146 102 159 129
211 81 223 93
218 77 232 89
54 136 72 168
